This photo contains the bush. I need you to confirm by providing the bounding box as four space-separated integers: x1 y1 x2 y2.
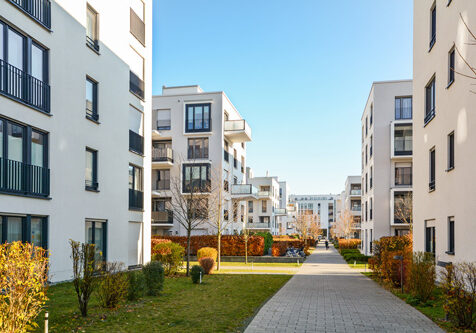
191 265 204 284
441 262 476 329
151 238 171 256
127 270 146 301
343 253 370 263
152 235 265 256
338 239 361 249
152 242 184 276
142 261 164 296
339 249 360 255
271 245 281 257
199 257 215 274
0 242 49 333
407 252 435 303
197 247 218 261
304 246 311 256
256 232 273 254
97 262 128 309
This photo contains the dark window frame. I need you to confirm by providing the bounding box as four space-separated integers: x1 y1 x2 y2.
1 214 48 248
129 164 143 210
429 3 436 50
86 4 100 52
448 46 455 87
185 103 211 133
182 163 211 193
425 76 436 125
7 0 52 30
395 96 413 120
86 76 99 122
425 225 436 254
447 131 455 171
429 147 436 191
86 219 107 262
187 137 209 159
85 147 98 191
447 217 455 255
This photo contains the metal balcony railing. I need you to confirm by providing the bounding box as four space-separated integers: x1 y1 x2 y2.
152 210 173 224
153 180 170 191
130 71 144 100
129 130 144 155
129 188 143 210
0 157 50 197
0 59 50 113
152 147 173 162
8 0 51 29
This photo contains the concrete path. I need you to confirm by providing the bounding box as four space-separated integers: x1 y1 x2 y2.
245 243 443 333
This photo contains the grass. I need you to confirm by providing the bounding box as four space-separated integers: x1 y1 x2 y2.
217 269 296 274
34 274 291 333
187 261 303 268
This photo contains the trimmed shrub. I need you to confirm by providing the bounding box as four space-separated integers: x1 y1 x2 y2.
127 270 145 301
271 245 281 257
343 253 370 263
152 235 265 256
152 242 184 276
191 265 204 284
256 232 273 254
151 238 171 255
408 252 435 303
339 249 361 255
441 262 476 329
199 257 215 274
142 261 164 296
197 247 218 261
338 239 361 249
97 262 128 309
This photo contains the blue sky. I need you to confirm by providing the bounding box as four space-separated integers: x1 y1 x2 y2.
152 0 413 194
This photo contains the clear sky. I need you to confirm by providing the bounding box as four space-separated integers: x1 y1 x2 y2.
152 0 413 194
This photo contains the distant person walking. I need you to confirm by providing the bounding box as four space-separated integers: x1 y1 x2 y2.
325 240 329 250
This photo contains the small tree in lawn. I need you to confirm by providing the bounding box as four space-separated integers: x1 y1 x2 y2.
168 157 209 276
394 192 413 231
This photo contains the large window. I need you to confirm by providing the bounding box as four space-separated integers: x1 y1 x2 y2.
129 48 144 99
395 97 412 120
0 215 47 248
188 138 209 159
394 192 411 224
86 220 107 262
248 200 253 213
448 47 455 85
447 131 454 170
129 164 143 210
86 77 98 121
0 118 49 197
86 4 99 51
261 200 267 213
394 124 412 155
425 77 436 124
155 169 170 190
430 4 436 50
129 106 144 154
182 164 210 193
429 148 435 191
130 0 145 45
185 104 211 132
395 163 412 186
85 148 98 191
156 109 171 130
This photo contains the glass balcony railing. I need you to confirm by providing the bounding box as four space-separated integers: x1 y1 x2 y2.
231 184 258 196
224 119 252 142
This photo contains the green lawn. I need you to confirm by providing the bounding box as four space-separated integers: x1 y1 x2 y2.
34 274 291 333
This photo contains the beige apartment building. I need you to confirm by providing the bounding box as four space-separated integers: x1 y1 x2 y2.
413 0 476 264
361 80 413 255
340 176 362 240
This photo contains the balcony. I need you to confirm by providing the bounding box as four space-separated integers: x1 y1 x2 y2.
129 130 144 155
258 191 271 199
0 59 50 113
0 157 50 197
247 222 271 230
231 184 258 199
130 8 145 46
350 189 361 196
152 147 174 168
130 71 144 100
129 188 143 210
274 208 287 216
8 0 51 29
392 123 413 158
224 120 252 143
153 179 170 192
351 205 361 212
152 210 173 225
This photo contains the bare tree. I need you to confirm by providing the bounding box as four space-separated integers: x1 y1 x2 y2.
334 209 355 239
295 211 319 240
168 156 210 276
394 192 413 231
453 14 476 94
308 215 323 241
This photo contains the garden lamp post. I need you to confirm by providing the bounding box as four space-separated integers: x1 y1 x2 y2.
393 255 404 294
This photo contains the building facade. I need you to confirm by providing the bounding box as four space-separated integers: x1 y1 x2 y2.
151 85 251 236
361 80 413 255
0 0 152 281
413 0 476 264
340 176 362 239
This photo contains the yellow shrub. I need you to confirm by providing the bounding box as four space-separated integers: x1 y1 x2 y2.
197 247 218 261
0 242 49 333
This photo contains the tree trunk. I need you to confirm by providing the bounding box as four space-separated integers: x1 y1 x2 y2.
217 232 221 271
245 235 248 264
186 228 191 276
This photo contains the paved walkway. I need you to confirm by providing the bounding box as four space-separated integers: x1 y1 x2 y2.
245 243 443 333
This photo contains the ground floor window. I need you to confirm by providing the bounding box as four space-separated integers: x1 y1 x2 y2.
0 215 48 248
85 220 107 262
425 225 436 255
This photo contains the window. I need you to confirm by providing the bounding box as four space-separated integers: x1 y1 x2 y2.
370 198 373 220
261 200 267 213
233 149 237 168
185 104 211 132
365 117 368 136
370 104 373 126
0 215 47 248
248 216 253 224
224 209 229 221
425 77 436 124
86 4 99 51
430 4 436 50
394 192 412 223
183 164 210 193
248 200 253 213
395 97 412 120
86 220 107 262
370 135 373 157
85 148 98 191
156 109 171 130
448 47 455 86
241 156 245 173
0 117 49 197
447 217 455 254
370 166 373 189
129 106 144 154
155 169 170 190
0 22 50 113
394 124 413 155
223 170 229 192
365 145 368 165
188 138 209 159
447 131 454 170
365 173 368 193
86 77 98 121
425 225 436 254
395 163 412 186
129 164 143 209
224 140 229 162
233 176 237 185
429 148 436 191
259 216 270 224
130 0 145 45
365 201 367 221
130 48 145 100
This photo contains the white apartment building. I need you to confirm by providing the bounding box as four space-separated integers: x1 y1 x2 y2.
413 0 476 265
0 0 152 281
361 80 413 255
288 194 337 237
340 176 362 239
151 85 251 236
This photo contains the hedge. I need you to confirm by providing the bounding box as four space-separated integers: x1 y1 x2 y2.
338 239 361 249
271 239 305 257
152 235 264 256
